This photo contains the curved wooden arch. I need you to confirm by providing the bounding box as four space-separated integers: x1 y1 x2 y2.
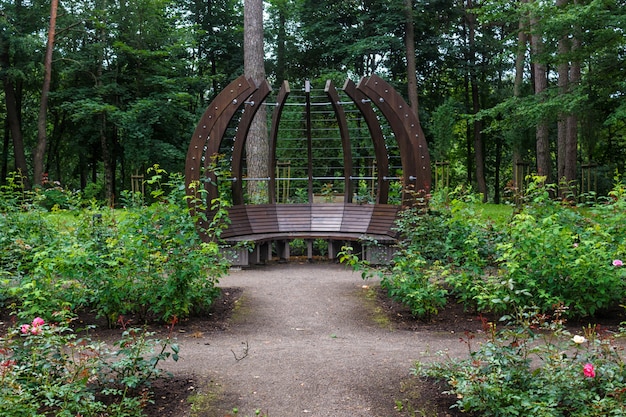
268 81 291 204
186 75 432 241
231 79 272 205
342 79 390 204
185 75 257 237
325 80 353 203
357 75 431 202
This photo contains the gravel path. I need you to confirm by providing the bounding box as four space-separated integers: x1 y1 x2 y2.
166 263 468 416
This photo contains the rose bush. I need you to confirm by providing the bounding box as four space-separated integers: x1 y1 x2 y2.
0 314 178 416
0 167 230 325
419 311 626 417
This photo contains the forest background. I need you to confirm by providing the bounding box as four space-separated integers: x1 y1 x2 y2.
1 0 625 204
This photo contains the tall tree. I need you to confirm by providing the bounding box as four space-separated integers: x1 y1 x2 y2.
33 0 59 187
244 0 269 202
1 75 29 188
529 1 550 179
566 31 580 185
555 0 580 196
404 0 418 115
466 0 487 202
0 0 42 189
512 0 529 191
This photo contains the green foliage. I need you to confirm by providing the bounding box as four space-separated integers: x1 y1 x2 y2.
421 311 626 416
0 316 178 416
344 178 626 321
480 177 626 317
0 168 229 325
34 183 82 211
380 251 448 319
0 172 33 213
428 98 463 162
396 187 503 270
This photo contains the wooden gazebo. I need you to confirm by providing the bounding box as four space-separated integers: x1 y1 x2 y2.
185 74 431 265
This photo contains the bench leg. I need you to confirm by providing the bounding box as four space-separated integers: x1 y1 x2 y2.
266 242 273 262
307 239 313 261
276 240 289 263
251 244 262 265
328 239 343 261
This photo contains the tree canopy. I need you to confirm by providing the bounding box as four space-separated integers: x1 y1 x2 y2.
1 0 624 202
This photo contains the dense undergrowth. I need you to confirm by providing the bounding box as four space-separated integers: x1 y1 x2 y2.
4 167 626 416
342 174 626 416
0 166 229 416
346 175 626 320
0 167 230 324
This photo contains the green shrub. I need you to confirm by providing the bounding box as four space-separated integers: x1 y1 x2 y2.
420 310 626 416
0 172 34 212
1 168 229 325
394 188 502 270
35 185 81 211
340 241 448 319
0 315 178 416
380 251 448 319
486 178 625 317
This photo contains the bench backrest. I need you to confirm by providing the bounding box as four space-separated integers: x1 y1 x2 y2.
222 203 400 240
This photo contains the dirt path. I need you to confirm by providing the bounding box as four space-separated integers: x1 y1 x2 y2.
165 263 470 416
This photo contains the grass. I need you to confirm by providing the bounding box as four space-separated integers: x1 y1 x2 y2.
477 203 515 225
361 284 392 329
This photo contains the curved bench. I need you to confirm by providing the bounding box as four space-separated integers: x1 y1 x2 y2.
222 203 400 265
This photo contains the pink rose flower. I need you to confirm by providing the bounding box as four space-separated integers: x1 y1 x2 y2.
31 317 45 327
613 259 623 267
21 318 46 335
583 363 596 378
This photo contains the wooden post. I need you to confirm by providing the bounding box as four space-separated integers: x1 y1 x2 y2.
581 163 597 199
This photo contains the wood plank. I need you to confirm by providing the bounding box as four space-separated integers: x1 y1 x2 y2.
340 204 373 233
311 204 343 232
222 203 400 243
276 204 312 232
222 205 252 237
247 205 279 233
367 204 400 236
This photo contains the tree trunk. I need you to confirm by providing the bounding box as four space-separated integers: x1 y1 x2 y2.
2 120 9 184
34 0 59 187
404 0 419 117
565 2 580 188
1 30 29 188
494 134 503 204
100 113 114 205
566 37 580 184
512 0 528 191
2 75 30 189
461 18 472 184
97 0 114 205
276 3 286 83
513 0 528 99
244 0 269 202
467 0 487 202
530 7 551 179
556 0 568 189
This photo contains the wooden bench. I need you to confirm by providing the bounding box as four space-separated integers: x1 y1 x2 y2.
221 203 400 266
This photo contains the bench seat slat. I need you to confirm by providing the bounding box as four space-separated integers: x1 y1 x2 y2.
221 203 399 241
